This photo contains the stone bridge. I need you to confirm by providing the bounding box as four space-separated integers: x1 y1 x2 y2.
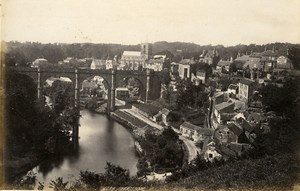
8 67 163 112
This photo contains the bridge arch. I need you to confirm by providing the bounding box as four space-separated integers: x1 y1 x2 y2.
7 67 163 111
116 76 145 102
79 75 111 111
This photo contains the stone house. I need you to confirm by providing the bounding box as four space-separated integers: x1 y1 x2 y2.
90 59 106 70
152 112 162 123
227 84 239 96
204 142 236 162
161 108 171 126
214 102 235 124
178 59 196 80
204 142 222 162
180 122 213 142
238 78 256 103
216 60 231 73
213 125 239 144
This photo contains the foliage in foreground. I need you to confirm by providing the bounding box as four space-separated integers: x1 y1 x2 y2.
167 153 299 190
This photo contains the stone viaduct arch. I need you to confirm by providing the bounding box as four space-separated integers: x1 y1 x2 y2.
7 67 163 112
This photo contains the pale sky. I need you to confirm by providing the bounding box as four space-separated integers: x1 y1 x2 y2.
2 0 300 46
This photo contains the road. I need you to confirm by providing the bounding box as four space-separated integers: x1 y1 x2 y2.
171 127 200 162
120 107 200 162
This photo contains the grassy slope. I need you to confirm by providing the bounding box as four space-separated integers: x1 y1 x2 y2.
166 154 299 190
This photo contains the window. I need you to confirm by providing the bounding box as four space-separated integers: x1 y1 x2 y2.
208 154 213 158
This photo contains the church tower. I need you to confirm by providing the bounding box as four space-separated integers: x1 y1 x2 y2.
141 43 152 60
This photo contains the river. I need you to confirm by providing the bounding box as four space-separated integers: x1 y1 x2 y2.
30 109 139 186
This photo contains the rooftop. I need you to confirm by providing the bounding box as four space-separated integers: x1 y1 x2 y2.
236 117 254 132
228 84 238 90
147 58 164 64
215 102 235 112
179 59 196 65
243 59 263 70
91 59 106 66
227 122 243 136
122 51 141 57
239 78 255 86
217 60 231 67
161 108 170 115
181 122 213 135
234 55 250 62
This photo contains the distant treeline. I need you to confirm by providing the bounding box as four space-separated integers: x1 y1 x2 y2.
3 41 300 68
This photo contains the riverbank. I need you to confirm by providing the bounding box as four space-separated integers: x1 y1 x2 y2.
5 152 46 183
110 110 158 139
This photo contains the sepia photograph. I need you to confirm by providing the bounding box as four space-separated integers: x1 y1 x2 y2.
0 0 300 190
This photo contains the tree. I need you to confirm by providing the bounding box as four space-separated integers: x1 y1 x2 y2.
79 170 102 190
102 162 130 187
49 177 69 191
161 127 178 141
288 47 300 69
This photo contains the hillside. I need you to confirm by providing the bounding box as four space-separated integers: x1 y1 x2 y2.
166 153 299 190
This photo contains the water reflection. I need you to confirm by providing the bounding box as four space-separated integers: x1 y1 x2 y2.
31 109 139 186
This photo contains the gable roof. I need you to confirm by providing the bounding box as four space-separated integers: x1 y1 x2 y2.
228 84 238 90
161 108 170 115
217 145 237 158
240 78 255 86
179 59 196 65
244 59 263 70
234 55 250 62
247 112 266 123
221 113 237 121
236 117 254 132
181 121 201 131
91 59 106 66
215 102 235 112
227 122 243 136
147 58 164 64
228 143 243 154
122 51 141 57
217 61 231 67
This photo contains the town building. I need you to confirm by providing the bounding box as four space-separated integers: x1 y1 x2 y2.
214 102 235 124
115 87 130 99
120 43 152 70
238 78 256 103
199 49 219 65
144 57 170 71
105 58 119 70
161 108 171 126
216 60 232 73
180 122 213 142
152 112 162 123
275 56 294 70
191 70 207 85
178 59 196 80
31 58 48 68
227 84 239 96
90 59 106 70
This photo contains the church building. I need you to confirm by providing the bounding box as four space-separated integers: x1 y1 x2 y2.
120 43 152 70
